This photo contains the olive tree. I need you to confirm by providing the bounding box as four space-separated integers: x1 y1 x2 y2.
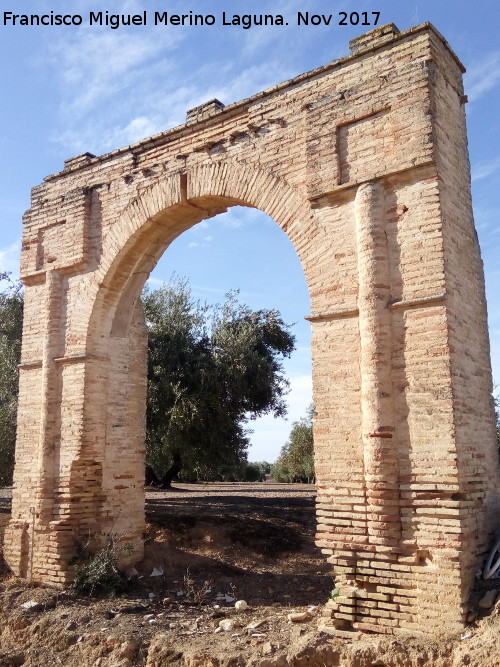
143 278 295 487
272 406 315 483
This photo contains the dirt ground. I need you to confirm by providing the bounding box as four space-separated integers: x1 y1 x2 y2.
1 482 500 666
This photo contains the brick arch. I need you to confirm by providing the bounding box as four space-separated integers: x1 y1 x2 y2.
87 160 315 350
65 161 317 563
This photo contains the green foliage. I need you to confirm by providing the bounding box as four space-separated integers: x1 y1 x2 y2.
272 406 315 483
242 460 271 481
241 462 265 482
0 273 23 486
143 277 295 485
254 461 272 475
70 534 132 596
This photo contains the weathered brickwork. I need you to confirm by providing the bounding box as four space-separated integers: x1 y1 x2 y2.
5 23 499 635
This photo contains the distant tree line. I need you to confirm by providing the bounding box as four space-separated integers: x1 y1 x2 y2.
271 406 315 483
0 273 23 486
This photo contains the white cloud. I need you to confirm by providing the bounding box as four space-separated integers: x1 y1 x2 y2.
52 29 175 118
47 19 295 156
240 0 351 59
474 205 500 235
45 17 190 154
0 241 21 277
187 234 213 249
472 156 500 182
216 207 267 229
209 61 293 106
465 52 500 102
113 116 162 146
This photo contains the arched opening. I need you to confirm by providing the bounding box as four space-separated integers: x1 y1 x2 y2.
135 206 323 606
78 168 319 567
148 204 312 465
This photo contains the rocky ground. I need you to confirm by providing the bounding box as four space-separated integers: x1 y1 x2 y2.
1 482 500 666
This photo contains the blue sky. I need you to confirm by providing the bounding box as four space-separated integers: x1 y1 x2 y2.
1 1 499 462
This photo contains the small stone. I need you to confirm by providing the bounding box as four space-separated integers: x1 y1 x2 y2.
116 603 147 614
65 620 78 631
287 611 313 623
262 641 274 655
479 590 497 608
318 625 362 640
148 592 156 599
21 600 43 612
292 626 306 637
118 640 139 660
162 597 172 606
144 614 155 621
466 611 477 623
250 636 264 646
235 600 248 611
245 619 268 632
219 619 235 631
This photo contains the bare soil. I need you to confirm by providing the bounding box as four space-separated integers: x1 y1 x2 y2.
1 482 500 666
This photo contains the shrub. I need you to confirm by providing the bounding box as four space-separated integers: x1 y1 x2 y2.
70 534 132 596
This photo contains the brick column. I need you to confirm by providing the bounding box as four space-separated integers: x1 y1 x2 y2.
355 182 401 546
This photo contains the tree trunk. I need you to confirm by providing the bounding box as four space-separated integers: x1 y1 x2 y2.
159 452 183 488
145 464 159 486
